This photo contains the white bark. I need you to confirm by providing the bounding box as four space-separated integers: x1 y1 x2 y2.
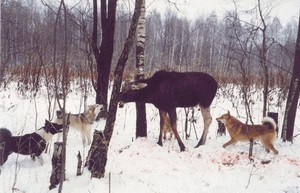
136 0 145 78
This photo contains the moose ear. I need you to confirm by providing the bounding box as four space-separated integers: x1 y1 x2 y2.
131 83 147 90
227 111 230 115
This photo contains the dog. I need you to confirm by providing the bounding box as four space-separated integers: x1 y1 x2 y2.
55 104 103 146
217 120 226 136
0 120 64 166
216 111 278 154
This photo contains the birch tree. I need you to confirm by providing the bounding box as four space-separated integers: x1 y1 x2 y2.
135 0 147 138
282 14 300 142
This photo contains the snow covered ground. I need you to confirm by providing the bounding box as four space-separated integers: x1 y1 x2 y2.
0 82 299 193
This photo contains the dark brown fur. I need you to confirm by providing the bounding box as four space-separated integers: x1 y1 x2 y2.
119 70 218 151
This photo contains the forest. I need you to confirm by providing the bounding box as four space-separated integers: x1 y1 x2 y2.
1 0 298 83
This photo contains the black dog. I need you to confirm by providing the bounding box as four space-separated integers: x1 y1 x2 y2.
0 120 64 166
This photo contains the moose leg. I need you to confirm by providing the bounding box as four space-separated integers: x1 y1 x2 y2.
157 110 168 146
168 109 186 152
195 106 212 148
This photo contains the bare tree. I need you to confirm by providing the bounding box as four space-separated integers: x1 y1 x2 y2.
44 0 70 191
86 0 142 178
282 14 300 142
227 4 256 123
256 0 273 117
91 0 117 117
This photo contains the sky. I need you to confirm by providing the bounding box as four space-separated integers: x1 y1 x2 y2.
145 0 300 25
59 0 299 25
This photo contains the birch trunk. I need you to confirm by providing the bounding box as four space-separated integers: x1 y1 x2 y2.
135 0 147 138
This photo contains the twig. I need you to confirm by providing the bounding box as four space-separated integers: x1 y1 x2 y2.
245 164 258 188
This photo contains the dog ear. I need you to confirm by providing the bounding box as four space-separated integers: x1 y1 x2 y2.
44 120 50 132
88 105 94 110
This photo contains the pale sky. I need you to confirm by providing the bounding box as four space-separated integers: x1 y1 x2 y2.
145 0 300 25
62 0 299 25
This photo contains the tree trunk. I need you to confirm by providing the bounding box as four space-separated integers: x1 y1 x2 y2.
87 0 142 178
267 112 278 134
282 14 300 142
51 1 69 192
135 0 147 138
49 142 63 190
258 0 269 117
0 61 4 83
76 151 82 176
86 131 108 178
92 0 117 118
249 138 254 161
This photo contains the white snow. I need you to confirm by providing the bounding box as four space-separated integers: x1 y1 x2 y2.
0 82 299 193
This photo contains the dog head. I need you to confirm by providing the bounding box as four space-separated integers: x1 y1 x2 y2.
216 111 231 124
86 104 104 120
44 119 64 135
35 120 64 142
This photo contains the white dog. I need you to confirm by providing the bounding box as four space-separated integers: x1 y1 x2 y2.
55 104 103 146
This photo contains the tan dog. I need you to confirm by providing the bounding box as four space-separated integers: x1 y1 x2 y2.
55 104 103 146
216 111 278 154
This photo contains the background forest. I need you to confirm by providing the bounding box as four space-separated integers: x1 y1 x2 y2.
1 0 298 88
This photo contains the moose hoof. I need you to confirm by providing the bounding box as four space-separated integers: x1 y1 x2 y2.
157 141 163 147
179 144 186 152
194 141 204 148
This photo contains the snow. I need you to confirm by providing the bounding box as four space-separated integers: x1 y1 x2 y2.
0 82 300 193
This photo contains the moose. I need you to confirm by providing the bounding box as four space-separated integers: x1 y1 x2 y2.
119 70 218 151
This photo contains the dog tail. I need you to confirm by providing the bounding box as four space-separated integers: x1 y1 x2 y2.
0 128 12 166
262 117 277 130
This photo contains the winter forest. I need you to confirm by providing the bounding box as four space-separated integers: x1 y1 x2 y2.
1 0 300 193
1 0 298 81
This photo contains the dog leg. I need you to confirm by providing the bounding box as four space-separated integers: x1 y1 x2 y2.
80 126 87 146
31 154 36 161
223 138 237 148
86 125 92 145
262 141 278 154
37 155 44 165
